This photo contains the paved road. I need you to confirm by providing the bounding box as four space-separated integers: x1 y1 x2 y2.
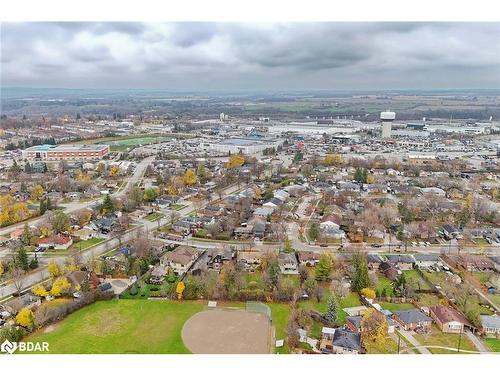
0 182 241 301
0 156 155 237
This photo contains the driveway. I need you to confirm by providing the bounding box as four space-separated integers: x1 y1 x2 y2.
465 330 490 353
397 328 431 354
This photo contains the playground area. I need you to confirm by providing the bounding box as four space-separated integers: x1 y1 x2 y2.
181 304 272 354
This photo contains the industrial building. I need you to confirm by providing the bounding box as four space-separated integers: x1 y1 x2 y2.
22 144 110 161
202 137 283 154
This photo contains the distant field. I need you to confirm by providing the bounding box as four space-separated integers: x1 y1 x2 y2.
485 338 500 352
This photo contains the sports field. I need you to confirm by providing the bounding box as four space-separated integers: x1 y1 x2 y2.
26 299 204 354
182 309 271 354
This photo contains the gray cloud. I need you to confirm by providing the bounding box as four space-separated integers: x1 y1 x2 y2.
1 22 499 90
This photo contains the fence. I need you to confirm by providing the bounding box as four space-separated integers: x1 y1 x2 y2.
246 301 272 321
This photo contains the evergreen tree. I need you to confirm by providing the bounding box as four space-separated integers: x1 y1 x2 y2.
324 295 340 326
16 247 30 270
39 199 47 215
315 254 333 281
101 194 115 213
24 162 32 173
29 256 38 270
352 253 370 292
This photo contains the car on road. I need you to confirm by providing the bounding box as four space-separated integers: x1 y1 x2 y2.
370 243 382 248
34 246 46 253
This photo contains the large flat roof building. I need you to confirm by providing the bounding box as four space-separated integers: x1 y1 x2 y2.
202 137 283 155
22 144 110 161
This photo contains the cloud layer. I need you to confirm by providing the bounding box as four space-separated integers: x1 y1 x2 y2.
1 22 499 90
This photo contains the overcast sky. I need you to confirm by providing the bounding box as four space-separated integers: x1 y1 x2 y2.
1 22 499 90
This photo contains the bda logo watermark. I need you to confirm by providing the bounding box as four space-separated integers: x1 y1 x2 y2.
1 339 49 354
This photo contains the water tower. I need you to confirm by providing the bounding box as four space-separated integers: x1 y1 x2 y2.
380 111 396 138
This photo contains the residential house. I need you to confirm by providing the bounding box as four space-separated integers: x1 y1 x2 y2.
160 245 199 276
442 224 463 240
248 217 266 238
297 251 320 267
320 214 341 231
73 227 97 241
367 254 384 270
263 197 284 208
237 250 265 272
67 270 100 291
253 206 274 218
346 313 396 334
430 305 472 334
331 328 361 354
480 315 500 337
38 234 73 250
413 254 440 269
393 309 432 331
278 252 299 274
386 254 415 271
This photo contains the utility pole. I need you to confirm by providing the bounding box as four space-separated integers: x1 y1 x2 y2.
397 334 401 354
457 327 463 353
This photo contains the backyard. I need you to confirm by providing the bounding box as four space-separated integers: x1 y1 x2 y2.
414 325 477 354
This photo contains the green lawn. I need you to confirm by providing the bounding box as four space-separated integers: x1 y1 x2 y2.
145 212 165 222
403 270 431 290
268 303 292 354
484 338 500 352
417 293 441 306
170 203 187 211
26 299 205 353
364 337 399 354
414 325 477 354
379 302 415 311
72 237 105 251
375 273 394 297
422 271 448 286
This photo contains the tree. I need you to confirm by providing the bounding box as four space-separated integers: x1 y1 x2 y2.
303 276 318 297
308 222 320 242
0 261 3 278
108 165 120 177
182 168 197 186
47 261 61 278
283 238 294 253
361 287 376 300
15 308 34 328
315 254 333 281
30 184 45 201
176 281 185 300
50 276 71 297
143 187 160 202
127 186 144 208
101 194 115 213
352 253 370 292
324 295 339 326
227 154 245 168
10 267 25 296
31 284 48 297
21 223 31 246
15 247 30 270
360 308 388 348
52 211 70 234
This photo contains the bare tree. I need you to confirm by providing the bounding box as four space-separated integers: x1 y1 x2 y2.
10 267 26 296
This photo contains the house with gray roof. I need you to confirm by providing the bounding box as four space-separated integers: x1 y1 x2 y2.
331 328 361 354
480 315 500 337
393 309 432 331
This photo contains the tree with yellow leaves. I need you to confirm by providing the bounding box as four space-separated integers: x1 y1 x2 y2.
323 153 343 166
50 276 71 297
30 184 45 201
109 165 120 177
166 183 179 196
361 287 376 300
227 154 245 169
0 261 4 277
15 307 34 328
48 261 61 279
32 284 49 297
176 281 185 300
182 169 197 186
366 174 375 184
360 308 388 350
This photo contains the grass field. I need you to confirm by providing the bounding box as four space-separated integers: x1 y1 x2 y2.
379 302 415 311
27 299 205 354
403 270 431 290
72 237 105 251
268 303 292 354
414 325 477 354
145 212 165 222
375 273 394 297
484 338 500 352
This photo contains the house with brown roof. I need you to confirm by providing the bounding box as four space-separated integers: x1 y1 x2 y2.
38 234 73 250
160 245 199 276
297 251 320 267
430 305 472 334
